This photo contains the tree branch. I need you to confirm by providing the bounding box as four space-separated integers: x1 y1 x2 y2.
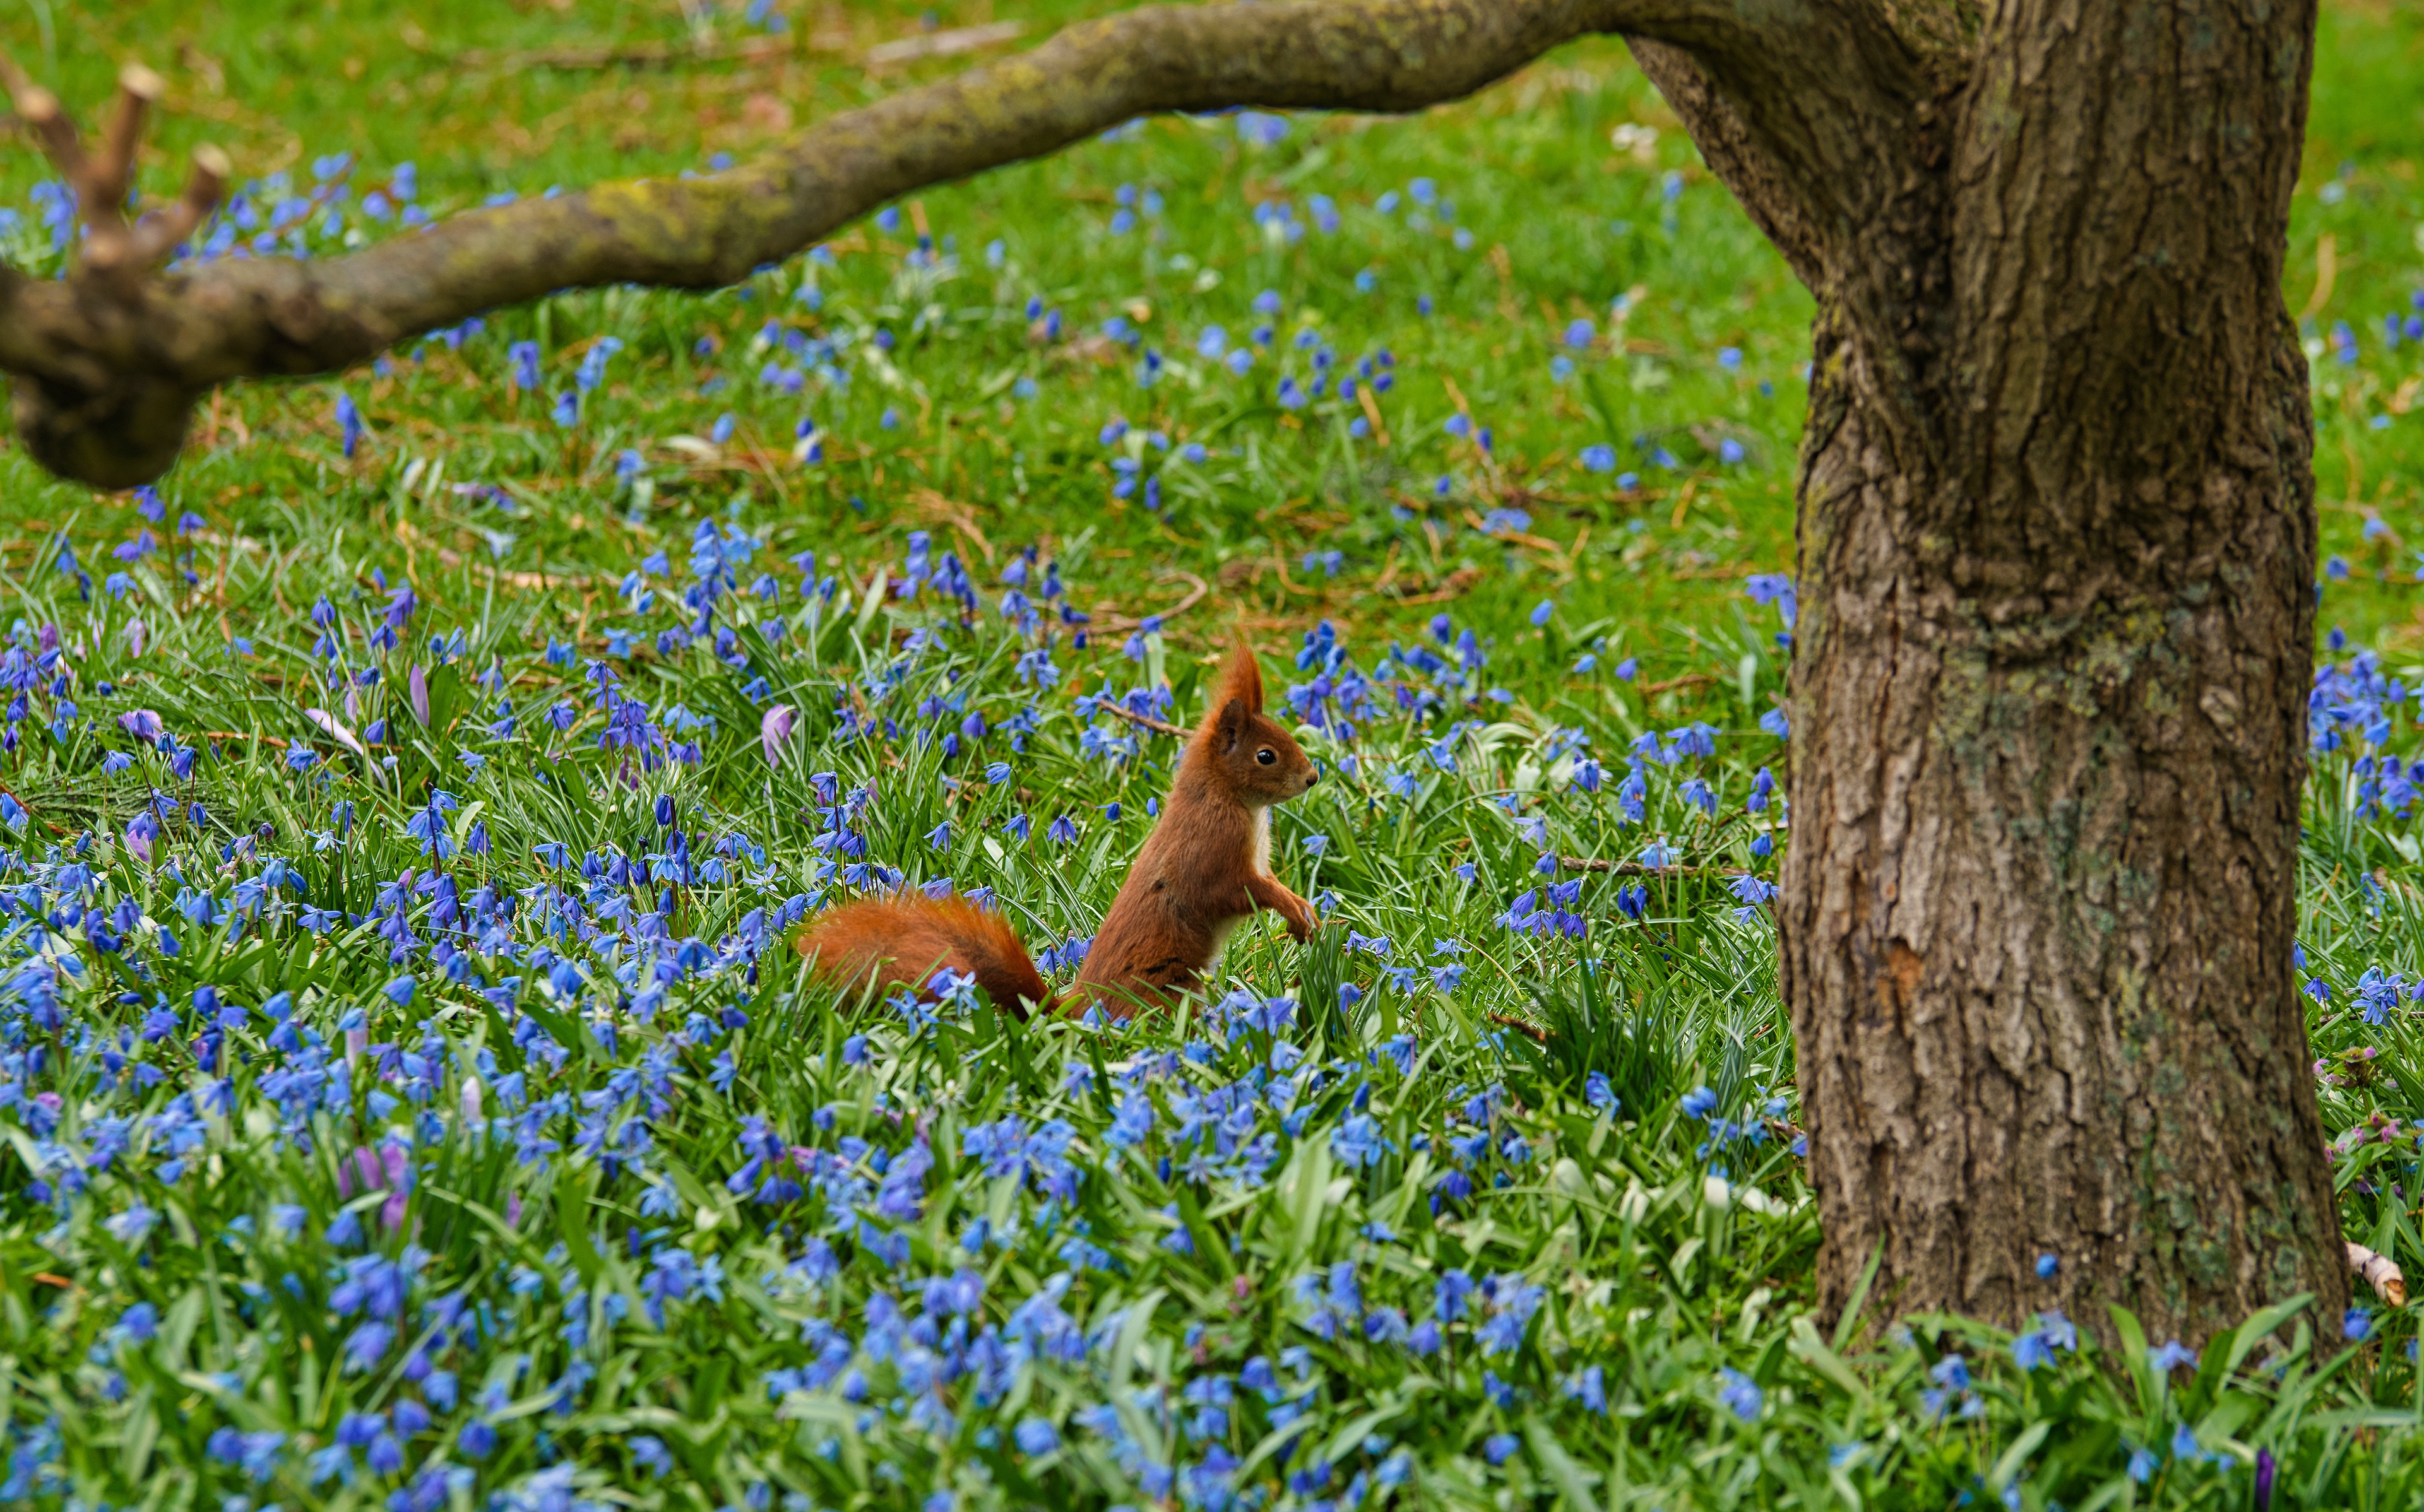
0 0 1784 489
1630 0 1974 468
1627 41 1829 286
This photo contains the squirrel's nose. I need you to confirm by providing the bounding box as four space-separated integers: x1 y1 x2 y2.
1305 769 1321 788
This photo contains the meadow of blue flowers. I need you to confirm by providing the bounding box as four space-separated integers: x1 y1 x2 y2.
6 469 1834 1502
3 1 2424 1506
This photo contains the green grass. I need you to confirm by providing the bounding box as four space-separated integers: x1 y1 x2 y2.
0 1 2420 1508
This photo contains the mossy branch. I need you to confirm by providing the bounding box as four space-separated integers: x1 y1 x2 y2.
0 0 1851 488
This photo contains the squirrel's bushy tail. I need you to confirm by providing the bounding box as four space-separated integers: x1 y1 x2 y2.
797 894 1055 1019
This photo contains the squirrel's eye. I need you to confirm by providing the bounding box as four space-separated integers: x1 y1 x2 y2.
1256 748 1276 766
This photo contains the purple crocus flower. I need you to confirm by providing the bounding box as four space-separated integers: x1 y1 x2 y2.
337 1144 413 1232
409 664 430 726
761 704 797 766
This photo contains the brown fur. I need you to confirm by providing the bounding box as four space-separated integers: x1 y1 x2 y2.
794 641 1321 1020
797 893 1054 1015
1070 641 1319 1015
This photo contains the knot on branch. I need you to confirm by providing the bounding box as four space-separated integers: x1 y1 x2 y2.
0 56 226 488
12 369 195 491
8 62 227 273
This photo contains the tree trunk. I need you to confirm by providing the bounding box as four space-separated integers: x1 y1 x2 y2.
1653 0 2347 1338
1782 310 2338 1338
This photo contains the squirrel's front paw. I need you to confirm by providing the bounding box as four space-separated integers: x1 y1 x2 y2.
1284 905 1317 943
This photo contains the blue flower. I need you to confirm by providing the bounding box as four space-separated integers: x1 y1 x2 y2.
1331 1114 1387 1167
343 1320 393 1372
1014 1418 1059 1455
2149 1338 2198 1372
1717 1367 1762 1422
1566 1364 1607 1414
1236 112 1290 146
1745 572 1798 628
631 1436 673 1477
2035 1310 2077 1351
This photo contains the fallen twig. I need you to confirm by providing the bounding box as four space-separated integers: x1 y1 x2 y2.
2348 1239 2407 1306
1639 672 1718 695
1557 855 1759 881
0 779 63 836
1559 855 1701 878
395 519 594 590
864 21 1029 67
1095 701 1187 739
1091 569 1209 634
458 34 794 71
1486 1011 1550 1044
1387 565 1483 604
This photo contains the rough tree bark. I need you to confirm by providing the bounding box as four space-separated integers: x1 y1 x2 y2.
1761 0 2339 1339
0 0 2343 1340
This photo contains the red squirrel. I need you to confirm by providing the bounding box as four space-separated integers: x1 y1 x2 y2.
797 641 1321 1018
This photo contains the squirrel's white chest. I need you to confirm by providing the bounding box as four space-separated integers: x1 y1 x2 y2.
1207 810 1274 969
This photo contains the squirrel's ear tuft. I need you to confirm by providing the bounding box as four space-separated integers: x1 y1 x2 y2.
1215 697 1250 752
1214 640 1264 715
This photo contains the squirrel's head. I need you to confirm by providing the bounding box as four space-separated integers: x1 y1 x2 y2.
1195 641 1320 806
